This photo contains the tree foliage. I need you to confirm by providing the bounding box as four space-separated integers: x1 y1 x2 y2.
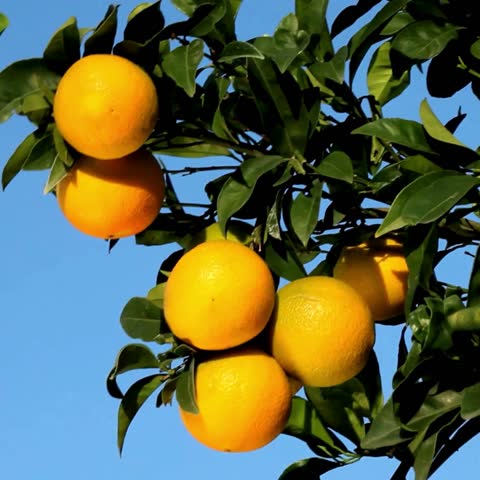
2 1 480 479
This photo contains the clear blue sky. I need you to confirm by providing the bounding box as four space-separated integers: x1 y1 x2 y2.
0 1 478 479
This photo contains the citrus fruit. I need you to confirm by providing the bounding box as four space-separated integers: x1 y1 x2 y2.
56 148 164 239
333 238 409 321
164 240 275 351
53 54 158 159
182 221 252 250
179 347 291 452
268 276 374 388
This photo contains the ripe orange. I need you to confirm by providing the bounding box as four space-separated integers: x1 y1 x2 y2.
179 347 291 452
268 276 374 388
164 240 275 351
56 148 164 239
53 54 158 159
333 238 409 321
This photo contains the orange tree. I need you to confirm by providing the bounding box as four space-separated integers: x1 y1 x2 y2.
2 1 480 478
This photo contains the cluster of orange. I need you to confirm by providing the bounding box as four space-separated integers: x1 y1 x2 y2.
164 227 409 453
53 54 165 239
51 54 409 454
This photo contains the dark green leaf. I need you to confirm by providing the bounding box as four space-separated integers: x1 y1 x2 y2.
295 0 333 60
283 397 347 457
83 5 118 55
380 11 414 36
352 118 436 154
43 17 81 73
412 430 437 480
279 458 341 480
240 155 288 187
162 39 204 97
376 171 479 237
331 0 382 38
467 245 480 308
361 397 408 450
367 41 410 106
0 59 59 123
157 377 179 407
218 41 264 62
52 126 74 167
404 224 438 313
43 156 68 194
120 297 163 342
217 175 254 233
264 237 306 281
248 57 310 156
461 384 480 420
316 151 353 183
406 390 462 432
175 359 199 414
124 1 165 44
400 155 442 175
149 135 231 157
289 179 322 247
391 20 459 60
118 374 166 454
107 344 160 399
348 0 409 81
419 99 469 148
471 39 480 60
2 130 37 189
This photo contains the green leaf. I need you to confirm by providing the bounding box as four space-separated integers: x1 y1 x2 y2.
283 397 347 457
120 297 163 342
248 57 310 156
308 46 348 85
404 224 438 313
83 4 118 55
400 155 442 175
419 99 469 149
406 390 462 432
124 1 165 44
43 156 68 194
376 171 480 237
240 155 288 187
264 237 306 281
0 13 8 36
218 41 264 62
360 397 408 450
149 135 231 158
43 17 80 73
348 0 409 81
107 344 160 399
162 39 204 97
254 14 310 74
391 20 459 60
279 458 341 480
0 58 59 123
217 175 254 233
316 151 353 183
175 359 199 414
471 39 480 60
295 0 333 60
367 41 410 106
331 0 382 38
2 130 38 189
117 374 166 454
467 245 480 308
52 126 74 167
289 179 322 247
352 118 436 154
461 384 480 420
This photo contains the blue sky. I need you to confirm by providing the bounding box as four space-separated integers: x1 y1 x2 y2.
0 1 478 479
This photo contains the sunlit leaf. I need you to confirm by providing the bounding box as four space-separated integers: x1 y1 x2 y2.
120 297 163 342
316 151 353 183
376 171 479 237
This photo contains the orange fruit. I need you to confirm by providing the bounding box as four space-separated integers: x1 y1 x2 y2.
53 54 158 159
268 276 374 387
179 347 291 452
56 148 164 239
333 238 409 321
164 240 275 351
